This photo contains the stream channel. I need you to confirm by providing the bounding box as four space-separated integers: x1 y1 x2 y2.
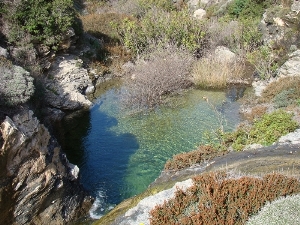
59 81 244 219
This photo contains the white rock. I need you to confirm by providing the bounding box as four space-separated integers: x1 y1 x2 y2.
278 129 300 145
119 179 193 225
0 46 8 57
277 50 300 78
214 46 236 63
68 163 80 180
193 8 207 20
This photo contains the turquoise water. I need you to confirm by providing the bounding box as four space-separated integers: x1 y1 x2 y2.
61 85 242 218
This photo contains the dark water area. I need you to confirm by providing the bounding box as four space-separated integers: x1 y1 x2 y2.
59 84 245 218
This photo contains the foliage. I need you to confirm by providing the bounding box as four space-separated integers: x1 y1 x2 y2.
246 194 300 225
227 0 273 20
3 0 76 48
150 171 300 225
0 57 35 106
121 46 194 111
273 89 297 108
261 76 300 106
116 7 205 54
164 145 227 171
247 46 278 80
226 110 298 150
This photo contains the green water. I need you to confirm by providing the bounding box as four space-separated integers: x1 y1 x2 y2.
61 85 242 218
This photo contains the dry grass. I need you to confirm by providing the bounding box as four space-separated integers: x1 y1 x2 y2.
243 105 268 122
150 171 300 225
261 76 300 104
80 13 131 42
191 53 245 89
164 145 227 171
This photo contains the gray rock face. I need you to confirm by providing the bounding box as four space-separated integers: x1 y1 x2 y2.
0 110 93 225
277 50 300 77
114 179 193 225
44 55 93 110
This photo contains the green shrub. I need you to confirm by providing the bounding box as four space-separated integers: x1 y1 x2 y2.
227 0 274 20
247 46 278 80
3 0 76 48
150 172 300 225
249 110 298 145
116 7 205 54
227 110 298 150
273 89 296 108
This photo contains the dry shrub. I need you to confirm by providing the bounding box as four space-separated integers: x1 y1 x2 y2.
191 53 245 88
261 76 300 104
150 171 300 225
206 19 242 51
243 105 268 122
121 46 194 111
80 13 130 41
164 145 227 171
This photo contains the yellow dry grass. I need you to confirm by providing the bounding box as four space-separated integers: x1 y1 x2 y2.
191 54 245 88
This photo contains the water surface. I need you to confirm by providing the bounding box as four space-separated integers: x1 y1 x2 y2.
61 85 242 218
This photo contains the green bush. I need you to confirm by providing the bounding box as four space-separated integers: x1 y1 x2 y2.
116 7 205 54
273 89 296 108
3 0 76 48
247 46 278 80
228 0 274 20
226 110 298 150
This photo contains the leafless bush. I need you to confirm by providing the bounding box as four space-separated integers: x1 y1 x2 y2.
121 46 194 111
206 19 242 51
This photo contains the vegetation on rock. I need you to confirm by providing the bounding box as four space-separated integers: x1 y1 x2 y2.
0 56 34 106
150 171 300 225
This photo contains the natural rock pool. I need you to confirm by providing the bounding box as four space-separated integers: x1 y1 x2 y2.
59 83 243 219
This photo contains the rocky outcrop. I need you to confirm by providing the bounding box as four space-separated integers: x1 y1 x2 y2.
44 54 94 111
0 110 93 225
277 50 300 77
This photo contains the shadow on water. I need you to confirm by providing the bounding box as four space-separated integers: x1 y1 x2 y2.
59 100 139 216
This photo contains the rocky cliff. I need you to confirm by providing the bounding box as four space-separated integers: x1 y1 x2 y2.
0 110 93 225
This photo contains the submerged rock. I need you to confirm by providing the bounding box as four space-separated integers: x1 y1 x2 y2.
0 110 93 225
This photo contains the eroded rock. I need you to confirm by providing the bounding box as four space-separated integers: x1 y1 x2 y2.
0 110 93 225
44 54 93 110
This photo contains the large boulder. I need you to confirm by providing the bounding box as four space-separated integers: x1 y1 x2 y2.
277 50 300 77
214 46 236 63
0 110 93 224
44 54 93 110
